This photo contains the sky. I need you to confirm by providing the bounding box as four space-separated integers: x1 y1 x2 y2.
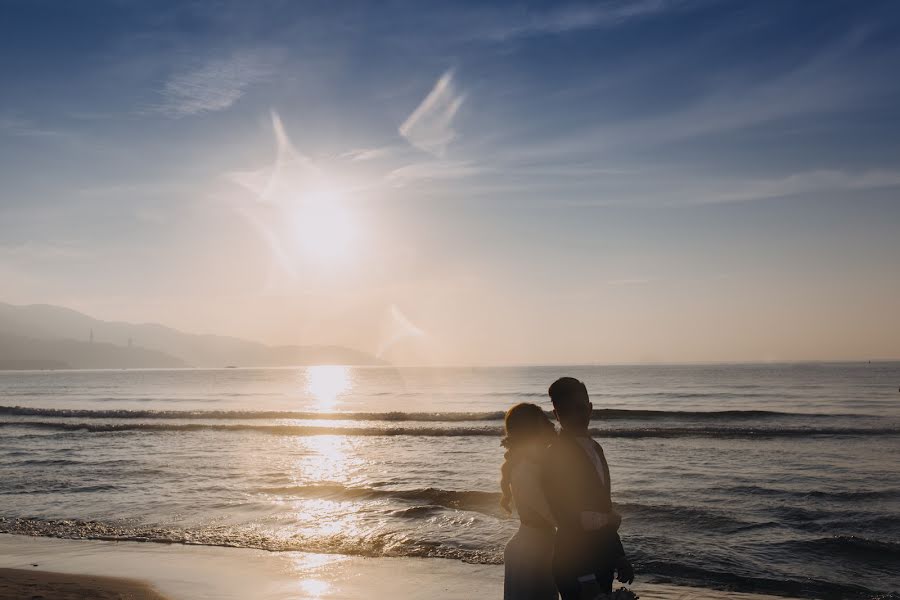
1 0 899 365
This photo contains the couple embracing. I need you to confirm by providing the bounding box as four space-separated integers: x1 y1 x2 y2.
501 377 635 600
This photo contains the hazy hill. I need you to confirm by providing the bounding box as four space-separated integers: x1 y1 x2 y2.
0 302 384 369
0 333 187 370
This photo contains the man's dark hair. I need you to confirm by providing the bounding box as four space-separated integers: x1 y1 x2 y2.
548 376 589 413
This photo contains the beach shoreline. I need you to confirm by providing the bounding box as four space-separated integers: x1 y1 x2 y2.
4 365 897 599
0 533 806 600
0 566 168 600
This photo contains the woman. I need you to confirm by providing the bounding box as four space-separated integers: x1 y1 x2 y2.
501 403 559 600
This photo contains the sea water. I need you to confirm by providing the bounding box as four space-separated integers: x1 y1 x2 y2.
1 363 898 599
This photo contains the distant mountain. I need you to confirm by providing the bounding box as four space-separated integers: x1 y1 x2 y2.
0 333 187 370
0 302 385 369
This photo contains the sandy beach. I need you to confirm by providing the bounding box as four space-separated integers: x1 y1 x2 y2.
0 567 167 600
0 533 803 600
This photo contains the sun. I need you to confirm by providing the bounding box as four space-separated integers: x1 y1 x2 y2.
291 184 356 263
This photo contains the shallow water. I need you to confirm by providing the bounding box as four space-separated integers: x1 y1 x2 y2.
1 363 898 599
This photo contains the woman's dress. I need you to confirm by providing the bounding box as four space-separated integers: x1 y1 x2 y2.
504 455 558 600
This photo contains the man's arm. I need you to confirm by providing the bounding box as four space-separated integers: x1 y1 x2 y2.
607 523 633 583
539 445 577 531
616 552 635 584
596 440 633 583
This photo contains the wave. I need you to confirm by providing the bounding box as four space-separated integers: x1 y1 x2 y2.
1 516 894 599
615 502 768 533
0 421 501 436
255 484 900 537
804 489 900 500
0 516 504 564
637 557 890 600
258 484 781 531
0 405 864 422
260 484 503 514
724 485 900 501
1 483 119 495
2 419 896 438
0 405 508 421
787 535 900 561
609 391 807 399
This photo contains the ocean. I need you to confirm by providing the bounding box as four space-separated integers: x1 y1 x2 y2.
1 363 898 599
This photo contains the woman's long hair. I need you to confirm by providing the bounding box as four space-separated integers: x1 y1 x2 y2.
500 402 555 513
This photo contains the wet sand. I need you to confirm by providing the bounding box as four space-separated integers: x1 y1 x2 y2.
0 534 798 599
0 567 167 599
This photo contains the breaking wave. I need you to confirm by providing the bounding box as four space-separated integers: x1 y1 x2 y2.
2 516 896 599
0 405 862 421
1 420 896 438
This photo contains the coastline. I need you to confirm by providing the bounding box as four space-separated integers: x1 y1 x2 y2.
0 534 801 600
0 567 167 599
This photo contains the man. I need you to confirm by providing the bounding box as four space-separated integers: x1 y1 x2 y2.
541 377 634 599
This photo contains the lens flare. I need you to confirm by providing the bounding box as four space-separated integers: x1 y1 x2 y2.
229 112 360 273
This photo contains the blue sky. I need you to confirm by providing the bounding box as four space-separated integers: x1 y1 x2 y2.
1 0 899 364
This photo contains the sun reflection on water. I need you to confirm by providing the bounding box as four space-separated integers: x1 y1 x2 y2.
289 553 346 599
305 365 351 410
302 435 349 490
298 578 331 597
280 435 368 544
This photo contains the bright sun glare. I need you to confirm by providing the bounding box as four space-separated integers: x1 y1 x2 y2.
231 114 363 272
292 185 355 263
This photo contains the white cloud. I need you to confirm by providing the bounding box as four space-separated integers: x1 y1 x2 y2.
478 0 680 41
587 168 900 207
0 242 90 261
0 115 62 137
469 165 900 208
75 182 184 198
0 116 33 134
155 50 275 117
607 278 652 286
340 147 393 161
498 29 887 165
707 169 900 204
385 160 483 186
399 70 465 157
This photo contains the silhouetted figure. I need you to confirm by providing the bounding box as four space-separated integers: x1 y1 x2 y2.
541 377 634 599
501 403 559 600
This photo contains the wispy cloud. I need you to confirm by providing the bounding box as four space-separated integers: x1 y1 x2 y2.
399 70 465 157
607 278 653 286
154 50 276 117
340 147 394 161
75 182 183 198
385 160 483 186
0 115 63 138
477 0 684 41
584 168 900 207
498 28 889 165
624 37 878 146
706 169 900 204
0 241 90 261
